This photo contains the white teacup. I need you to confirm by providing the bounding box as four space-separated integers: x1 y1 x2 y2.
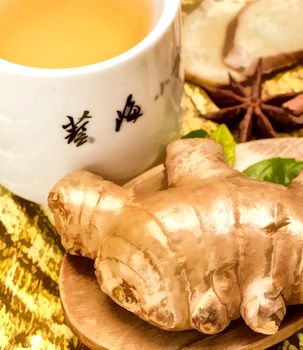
0 0 183 204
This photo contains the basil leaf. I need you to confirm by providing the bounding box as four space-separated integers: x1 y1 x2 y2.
181 129 208 139
211 124 236 166
243 158 303 186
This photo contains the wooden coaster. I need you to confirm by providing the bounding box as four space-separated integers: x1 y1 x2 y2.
60 138 303 350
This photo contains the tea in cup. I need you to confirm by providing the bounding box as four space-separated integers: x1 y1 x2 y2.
0 0 153 68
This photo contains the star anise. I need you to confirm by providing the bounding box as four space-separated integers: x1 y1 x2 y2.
201 61 303 142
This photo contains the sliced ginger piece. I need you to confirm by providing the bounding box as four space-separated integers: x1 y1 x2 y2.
183 0 248 87
224 0 303 76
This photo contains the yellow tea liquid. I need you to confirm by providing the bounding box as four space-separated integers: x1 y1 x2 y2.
0 0 153 68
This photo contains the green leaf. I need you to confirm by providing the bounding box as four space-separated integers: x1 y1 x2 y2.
211 124 236 166
243 158 303 186
181 129 208 139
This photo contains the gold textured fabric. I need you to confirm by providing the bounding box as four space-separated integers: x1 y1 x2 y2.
0 186 88 349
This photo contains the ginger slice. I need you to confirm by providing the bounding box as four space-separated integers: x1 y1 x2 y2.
183 0 248 86
224 0 303 76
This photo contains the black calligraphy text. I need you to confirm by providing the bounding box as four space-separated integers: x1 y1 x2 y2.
62 110 92 147
116 94 143 132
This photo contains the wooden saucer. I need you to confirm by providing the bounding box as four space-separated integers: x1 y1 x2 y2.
60 138 303 350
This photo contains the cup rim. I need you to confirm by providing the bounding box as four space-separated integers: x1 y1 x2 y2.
0 0 181 77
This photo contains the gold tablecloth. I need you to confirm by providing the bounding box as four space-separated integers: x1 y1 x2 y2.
1 1 303 349
0 186 86 349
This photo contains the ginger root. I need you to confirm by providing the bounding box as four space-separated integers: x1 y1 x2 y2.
48 139 303 335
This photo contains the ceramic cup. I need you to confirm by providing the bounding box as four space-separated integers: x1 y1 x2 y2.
0 0 183 204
